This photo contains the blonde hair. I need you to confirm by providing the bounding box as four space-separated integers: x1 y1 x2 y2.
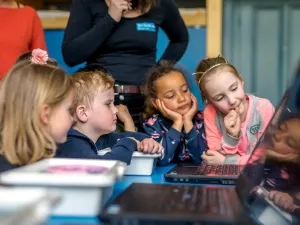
195 56 242 100
0 61 73 165
71 70 114 110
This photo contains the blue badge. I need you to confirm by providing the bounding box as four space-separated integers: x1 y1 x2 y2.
136 22 156 32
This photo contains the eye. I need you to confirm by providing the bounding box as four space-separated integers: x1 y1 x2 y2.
215 96 224 101
231 86 237 91
105 101 113 106
182 87 188 92
165 95 174 99
286 137 298 150
279 122 288 132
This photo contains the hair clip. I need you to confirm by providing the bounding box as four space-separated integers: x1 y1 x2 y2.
31 49 49 65
194 54 230 85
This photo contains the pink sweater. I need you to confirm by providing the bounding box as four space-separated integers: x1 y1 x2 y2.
203 95 275 165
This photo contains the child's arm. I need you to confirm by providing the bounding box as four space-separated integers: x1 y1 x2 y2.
57 138 136 165
101 137 138 165
183 112 207 164
116 104 136 132
99 131 148 144
143 115 182 166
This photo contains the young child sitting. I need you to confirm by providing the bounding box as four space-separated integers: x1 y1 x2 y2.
56 70 162 165
0 50 74 172
143 61 207 165
195 55 275 165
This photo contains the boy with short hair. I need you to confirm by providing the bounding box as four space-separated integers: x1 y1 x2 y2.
56 71 162 164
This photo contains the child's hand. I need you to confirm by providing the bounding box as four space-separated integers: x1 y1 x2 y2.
224 109 241 137
183 94 198 122
269 191 297 213
156 99 182 123
137 138 163 154
201 150 226 165
116 104 132 123
116 104 136 132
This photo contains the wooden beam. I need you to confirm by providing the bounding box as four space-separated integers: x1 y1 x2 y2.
179 8 206 27
206 0 223 57
39 8 206 30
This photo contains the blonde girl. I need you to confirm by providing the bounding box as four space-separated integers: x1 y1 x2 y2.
0 51 73 172
195 56 274 165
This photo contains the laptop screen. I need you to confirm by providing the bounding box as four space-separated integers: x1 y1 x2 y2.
236 70 300 224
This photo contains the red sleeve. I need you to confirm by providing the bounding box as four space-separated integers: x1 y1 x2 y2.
30 10 47 51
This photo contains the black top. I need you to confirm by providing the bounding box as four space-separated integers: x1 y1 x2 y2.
62 0 189 84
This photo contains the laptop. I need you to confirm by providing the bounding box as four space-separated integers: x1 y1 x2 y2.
164 161 243 185
100 67 300 225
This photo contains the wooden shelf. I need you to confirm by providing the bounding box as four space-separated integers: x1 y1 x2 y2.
39 8 206 29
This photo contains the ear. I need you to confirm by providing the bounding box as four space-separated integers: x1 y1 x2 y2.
151 98 158 109
76 105 88 123
39 104 50 125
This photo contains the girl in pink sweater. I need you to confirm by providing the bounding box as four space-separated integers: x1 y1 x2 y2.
194 56 275 165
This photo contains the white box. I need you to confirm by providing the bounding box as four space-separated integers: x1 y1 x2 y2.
0 158 126 217
99 151 161 176
0 187 60 225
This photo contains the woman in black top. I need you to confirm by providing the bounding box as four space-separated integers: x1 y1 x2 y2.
62 0 189 130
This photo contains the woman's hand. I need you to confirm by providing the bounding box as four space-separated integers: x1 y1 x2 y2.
107 0 132 22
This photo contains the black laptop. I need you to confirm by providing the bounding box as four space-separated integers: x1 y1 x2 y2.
100 68 300 225
164 159 243 185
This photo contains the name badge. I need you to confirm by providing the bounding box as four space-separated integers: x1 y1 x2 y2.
136 22 156 32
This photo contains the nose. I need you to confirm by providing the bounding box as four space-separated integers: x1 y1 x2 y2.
113 104 118 114
177 93 186 103
227 95 236 106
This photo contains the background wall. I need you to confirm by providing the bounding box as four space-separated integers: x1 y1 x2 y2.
223 0 300 106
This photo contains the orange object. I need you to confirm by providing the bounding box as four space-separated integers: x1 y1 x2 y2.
0 6 47 79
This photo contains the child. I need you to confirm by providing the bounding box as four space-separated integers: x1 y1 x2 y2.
194 55 275 165
0 53 74 173
56 70 162 165
143 61 207 166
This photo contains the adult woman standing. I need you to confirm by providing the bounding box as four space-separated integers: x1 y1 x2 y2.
0 0 47 79
62 0 189 130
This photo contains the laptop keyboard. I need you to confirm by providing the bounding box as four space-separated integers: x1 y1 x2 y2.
196 164 240 175
161 185 236 216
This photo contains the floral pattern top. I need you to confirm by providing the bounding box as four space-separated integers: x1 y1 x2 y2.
143 111 207 165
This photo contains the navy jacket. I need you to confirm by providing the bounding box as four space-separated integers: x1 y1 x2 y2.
143 111 207 165
56 128 149 165
0 155 19 173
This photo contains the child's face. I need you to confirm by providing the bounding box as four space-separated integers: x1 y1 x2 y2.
271 118 300 156
204 71 246 115
48 91 74 143
88 87 118 135
154 71 192 115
